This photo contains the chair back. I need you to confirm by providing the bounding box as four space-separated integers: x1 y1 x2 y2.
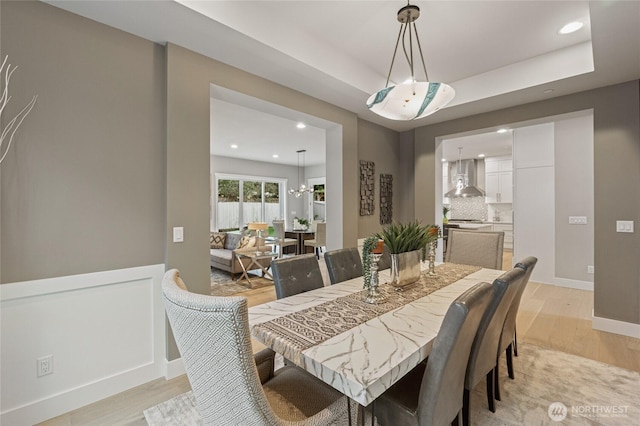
271 254 325 299
324 247 363 284
272 220 286 239
499 256 538 352
417 282 494 426
315 222 327 246
162 269 278 425
377 245 391 270
465 267 525 389
445 229 505 269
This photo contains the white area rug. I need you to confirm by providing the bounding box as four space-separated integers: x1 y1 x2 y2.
144 343 639 425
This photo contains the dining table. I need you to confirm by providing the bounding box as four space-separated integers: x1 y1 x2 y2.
284 228 315 255
248 262 504 407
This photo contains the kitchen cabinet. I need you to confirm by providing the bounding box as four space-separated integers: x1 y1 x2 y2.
492 223 513 250
485 156 513 203
443 163 450 205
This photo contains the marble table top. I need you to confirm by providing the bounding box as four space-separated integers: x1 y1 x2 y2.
248 265 503 406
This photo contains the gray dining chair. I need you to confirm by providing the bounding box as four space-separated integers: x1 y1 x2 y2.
303 221 326 259
377 245 392 271
271 254 325 299
494 256 538 401
272 220 298 257
462 267 525 426
324 247 363 284
445 230 504 270
372 281 494 426
162 269 352 425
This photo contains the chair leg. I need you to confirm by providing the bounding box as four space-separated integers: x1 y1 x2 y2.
494 364 501 402
506 344 515 379
513 328 518 357
486 370 495 413
463 389 470 426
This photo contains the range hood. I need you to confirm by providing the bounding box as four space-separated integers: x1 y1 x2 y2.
445 159 486 198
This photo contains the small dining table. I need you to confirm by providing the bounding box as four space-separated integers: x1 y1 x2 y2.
248 263 503 406
285 228 315 255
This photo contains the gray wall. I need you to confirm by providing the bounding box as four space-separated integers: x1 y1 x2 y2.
555 113 594 283
357 119 412 237
0 1 166 283
415 81 640 325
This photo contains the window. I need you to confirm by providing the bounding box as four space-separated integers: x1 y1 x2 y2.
214 174 286 231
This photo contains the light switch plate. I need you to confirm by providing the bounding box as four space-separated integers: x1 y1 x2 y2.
173 226 184 242
616 220 634 233
569 216 587 225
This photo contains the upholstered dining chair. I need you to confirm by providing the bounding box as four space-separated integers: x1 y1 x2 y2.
271 254 325 299
272 220 298 257
372 281 494 426
377 245 392 271
162 269 352 426
462 267 525 426
445 230 505 270
494 256 538 401
324 247 363 284
304 221 327 259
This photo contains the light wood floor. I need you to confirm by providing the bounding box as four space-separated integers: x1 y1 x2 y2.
38 252 640 425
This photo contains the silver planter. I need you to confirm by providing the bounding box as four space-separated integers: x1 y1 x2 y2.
390 249 421 288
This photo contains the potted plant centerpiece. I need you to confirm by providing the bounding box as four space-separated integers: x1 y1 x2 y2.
378 221 439 287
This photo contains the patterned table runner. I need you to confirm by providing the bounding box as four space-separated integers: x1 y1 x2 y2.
252 263 481 354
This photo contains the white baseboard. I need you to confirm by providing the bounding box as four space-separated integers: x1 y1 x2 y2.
0 264 166 426
165 357 186 380
592 311 640 338
535 276 594 291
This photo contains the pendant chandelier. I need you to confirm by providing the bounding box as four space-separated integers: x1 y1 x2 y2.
366 2 455 121
288 149 314 198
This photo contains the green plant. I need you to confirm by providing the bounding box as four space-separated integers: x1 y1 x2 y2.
443 205 450 218
378 221 440 254
361 235 379 289
295 216 310 227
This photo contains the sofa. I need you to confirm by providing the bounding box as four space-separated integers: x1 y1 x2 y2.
210 231 273 279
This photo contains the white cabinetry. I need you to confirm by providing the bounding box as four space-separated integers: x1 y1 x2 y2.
485 156 513 203
443 163 450 205
492 223 513 250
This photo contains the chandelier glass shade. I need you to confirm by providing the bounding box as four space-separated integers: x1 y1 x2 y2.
288 149 314 198
366 3 455 121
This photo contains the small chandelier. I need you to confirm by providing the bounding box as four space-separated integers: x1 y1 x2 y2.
366 2 455 121
288 149 314 198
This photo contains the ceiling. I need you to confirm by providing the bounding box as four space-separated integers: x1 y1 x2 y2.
46 1 640 165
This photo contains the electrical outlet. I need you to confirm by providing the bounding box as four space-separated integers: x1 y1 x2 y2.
587 266 594 274
37 355 54 377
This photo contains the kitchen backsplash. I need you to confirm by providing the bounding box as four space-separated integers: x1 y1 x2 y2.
447 198 513 223
449 197 486 220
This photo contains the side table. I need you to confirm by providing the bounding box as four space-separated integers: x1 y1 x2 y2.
235 251 278 287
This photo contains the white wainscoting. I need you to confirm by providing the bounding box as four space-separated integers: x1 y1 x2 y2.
0 264 166 426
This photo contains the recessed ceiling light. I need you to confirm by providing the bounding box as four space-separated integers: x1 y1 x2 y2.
558 21 583 35
497 128 508 134
272 154 279 158
230 144 238 149
296 122 306 129
478 154 486 158
441 158 447 162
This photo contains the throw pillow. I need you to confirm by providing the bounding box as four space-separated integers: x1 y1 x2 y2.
210 232 226 249
237 236 256 249
224 233 243 250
